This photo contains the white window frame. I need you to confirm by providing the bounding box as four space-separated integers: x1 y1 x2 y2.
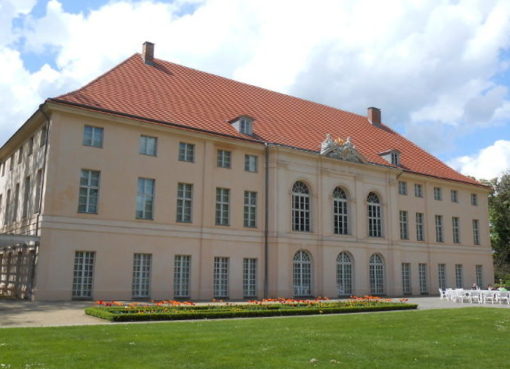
72 251 95 299
450 190 458 203
414 184 423 198
176 183 192 223
399 210 408 240
452 217 460 244
217 150 231 168
83 125 103 148
337 252 352 296
22 176 30 219
243 258 257 298
476 265 483 288
438 264 446 290
419 263 428 294
215 188 230 226
292 182 311 232
455 264 463 289
433 187 442 201
416 212 424 241
243 191 257 228
293 250 312 297
78 170 100 214
179 142 195 162
213 257 229 298
472 219 480 245
174 255 191 298
369 254 384 295
435 215 443 243
398 181 407 195
244 155 258 172
367 192 382 238
132 253 151 298
136 178 155 220
333 187 348 235
401 263 411 295
139 135 157 156
471 193 478 206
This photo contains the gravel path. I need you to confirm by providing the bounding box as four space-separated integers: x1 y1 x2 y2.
0 297 507 328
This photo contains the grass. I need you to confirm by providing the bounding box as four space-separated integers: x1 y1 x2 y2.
1 308 509 368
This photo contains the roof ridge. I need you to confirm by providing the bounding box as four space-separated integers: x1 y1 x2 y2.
54 53 140 99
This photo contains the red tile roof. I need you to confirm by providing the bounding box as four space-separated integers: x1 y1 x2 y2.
50 53 480 186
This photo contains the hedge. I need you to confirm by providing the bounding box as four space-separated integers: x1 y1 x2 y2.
85 303 418 322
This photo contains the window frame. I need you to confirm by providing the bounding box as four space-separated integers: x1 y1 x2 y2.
136 177 155 220
78 169 100 214
452 216 460 244
139 135 158 156
72 251 95 299
176 183 193 223
83 125 104 148
178 142 195 162
398 181 407 195
450 189 458 203
243 191 257 228
174 255 191 298
244 154 258 172
367 192 382 238
215 188 230 226
333 187 348 235
433 187 442 201
399 210 408 240
416 212 424 241
291 181 311 232
435 215 444 243
217 149 232 169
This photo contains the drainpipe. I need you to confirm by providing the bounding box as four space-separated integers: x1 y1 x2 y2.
264 142 270 298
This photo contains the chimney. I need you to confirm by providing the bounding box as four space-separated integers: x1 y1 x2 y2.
142 41 154 65
368 107 381 126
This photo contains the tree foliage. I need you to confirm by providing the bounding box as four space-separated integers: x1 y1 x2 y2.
485 172 510 279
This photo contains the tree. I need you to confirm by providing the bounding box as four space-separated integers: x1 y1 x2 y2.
485 172 510 281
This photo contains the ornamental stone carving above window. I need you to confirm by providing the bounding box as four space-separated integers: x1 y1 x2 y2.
320 134 366 164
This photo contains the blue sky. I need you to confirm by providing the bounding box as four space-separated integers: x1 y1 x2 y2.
2 0 510 179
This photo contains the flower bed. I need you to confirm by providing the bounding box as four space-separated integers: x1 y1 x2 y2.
85 297 417 322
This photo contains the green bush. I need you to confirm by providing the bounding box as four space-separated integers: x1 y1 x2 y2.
85 302 417 322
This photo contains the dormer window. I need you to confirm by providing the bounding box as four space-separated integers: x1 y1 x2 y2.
379 149 401 166
231 115 254 136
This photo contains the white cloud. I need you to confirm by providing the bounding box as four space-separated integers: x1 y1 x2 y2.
0 0 509 154
448 140 510 180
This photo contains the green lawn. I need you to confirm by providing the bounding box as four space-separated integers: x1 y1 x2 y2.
1 308 509 369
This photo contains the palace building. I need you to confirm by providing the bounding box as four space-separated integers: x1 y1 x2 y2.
0 42 493 301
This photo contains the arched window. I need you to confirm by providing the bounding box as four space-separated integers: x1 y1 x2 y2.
333 187 348 235
292 181 310 232
367 192 382 237
293 250 311 297
336 252 352 296
369 254 384 295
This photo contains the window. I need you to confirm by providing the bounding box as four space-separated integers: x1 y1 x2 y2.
215 188 230 226
472 219 480 245
132 253 151 298
213 257 229 298
217 150 231 168
419 263 428 294
72 251 95 299
401 263 411 295
83 126 103 148
40 126 47 147
391 151 400 166
28 137 34 156
476 265 483 289
433 187 442 201
174 255 191 298
438 264 446 290
178 142 194 162
136 178 155 220
292 182 310 232
176 183 192 223
337 252 352 296
416 212 424 241
369 254 384 295
435 215 443 243
1 161 4 176
455 264 463 288
367 192 382 237
78 170 100 214
12 183 19 223
293 250 312 297
471 193 478 206
333 187 348 235
4 190 10 225
244 155 258 172
239 117 253 135
243 191 257 228
398 181 407 195
18 146 23 164
399 210 408 240
452 217 460 244
22 176 30 218
9 155 14 171
34 169 42 214
139 135 157 156
450 190 458 203
243 258 257 298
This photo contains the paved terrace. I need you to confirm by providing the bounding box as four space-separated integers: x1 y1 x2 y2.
0 297 508 328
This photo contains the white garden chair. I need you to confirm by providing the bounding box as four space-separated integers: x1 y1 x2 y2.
482 291 497 304
438 288 447 300
497 291 510 304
